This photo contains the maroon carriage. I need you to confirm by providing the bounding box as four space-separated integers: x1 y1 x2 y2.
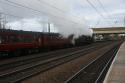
0 29 72 56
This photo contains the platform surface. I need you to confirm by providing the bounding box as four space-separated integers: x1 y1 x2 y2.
104 42 125 83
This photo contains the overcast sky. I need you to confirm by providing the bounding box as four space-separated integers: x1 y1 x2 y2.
0 0 125 37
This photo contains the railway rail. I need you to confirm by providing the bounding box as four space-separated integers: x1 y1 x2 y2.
65 43 122 83
0 41 121 83
0 42 107 71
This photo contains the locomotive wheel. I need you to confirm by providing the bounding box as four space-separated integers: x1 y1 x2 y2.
13 50 21 56
28 50 32 54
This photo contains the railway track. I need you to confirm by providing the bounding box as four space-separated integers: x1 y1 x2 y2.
65 43 121 83
0 41 120 83
0 42 108 71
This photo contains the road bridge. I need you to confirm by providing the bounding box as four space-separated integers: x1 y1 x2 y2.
91 27 125 41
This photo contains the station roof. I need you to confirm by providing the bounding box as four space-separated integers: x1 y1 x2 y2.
91 27 125 34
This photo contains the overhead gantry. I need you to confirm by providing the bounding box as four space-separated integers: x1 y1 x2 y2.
91 27 125 41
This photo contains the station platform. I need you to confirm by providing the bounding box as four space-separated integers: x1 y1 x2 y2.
103 42 125 83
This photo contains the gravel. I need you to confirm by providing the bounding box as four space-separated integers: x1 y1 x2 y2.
21 44 116 83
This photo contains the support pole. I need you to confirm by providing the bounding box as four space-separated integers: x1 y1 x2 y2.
48 23 50 33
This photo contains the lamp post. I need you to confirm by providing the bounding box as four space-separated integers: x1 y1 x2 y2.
48 22 51 33
0 13 2 29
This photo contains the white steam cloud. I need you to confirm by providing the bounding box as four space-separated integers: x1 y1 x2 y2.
0 0 92 38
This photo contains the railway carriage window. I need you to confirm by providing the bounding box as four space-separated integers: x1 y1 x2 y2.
0 36 9 44
0 36 2 44
19 36 24 42
10 36 14 42
27 37 33 42
0 36 7 43
18 36 22 42
9 35 18 42
22 36 34 42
